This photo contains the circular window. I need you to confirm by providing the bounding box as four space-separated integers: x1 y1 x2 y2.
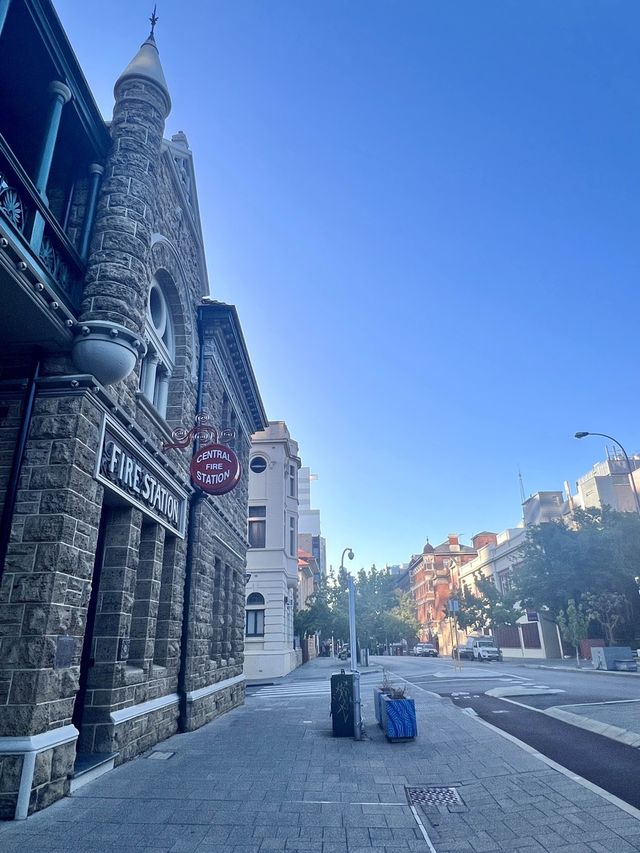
148 282 166 335
250 456 267 473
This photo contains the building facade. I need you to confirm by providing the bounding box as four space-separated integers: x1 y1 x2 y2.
297 466 326 580
0 2 267 818
408 534 480 653
244 422 300 680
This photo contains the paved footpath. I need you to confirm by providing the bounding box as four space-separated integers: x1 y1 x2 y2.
1 657 640 852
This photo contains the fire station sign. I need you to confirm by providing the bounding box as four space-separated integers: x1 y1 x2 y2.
97 415 188 538
191 443 241 495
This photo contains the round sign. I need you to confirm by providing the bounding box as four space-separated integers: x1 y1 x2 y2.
190 443 241 495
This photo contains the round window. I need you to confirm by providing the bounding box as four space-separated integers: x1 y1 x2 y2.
250 456 267 473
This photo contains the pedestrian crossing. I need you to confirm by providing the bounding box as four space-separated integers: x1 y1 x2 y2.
248 679 330 700
248 674 381 701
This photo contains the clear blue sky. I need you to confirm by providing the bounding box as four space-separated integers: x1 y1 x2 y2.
54 1 640 573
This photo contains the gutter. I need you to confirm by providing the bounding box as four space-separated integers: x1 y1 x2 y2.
177 307 206 732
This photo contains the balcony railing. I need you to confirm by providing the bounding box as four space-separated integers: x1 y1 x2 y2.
0 133 84 312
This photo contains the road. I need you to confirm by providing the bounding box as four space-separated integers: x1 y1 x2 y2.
373 654 640 808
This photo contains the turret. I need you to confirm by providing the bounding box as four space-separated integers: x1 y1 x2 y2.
73 23 171 386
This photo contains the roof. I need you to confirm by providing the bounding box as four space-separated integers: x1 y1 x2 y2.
115 34 171 116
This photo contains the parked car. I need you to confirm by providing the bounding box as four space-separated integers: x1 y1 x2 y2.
415 643 439 657
466 637 502 662
452 645 473 660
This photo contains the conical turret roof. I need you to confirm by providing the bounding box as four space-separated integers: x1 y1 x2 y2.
115 34 171 116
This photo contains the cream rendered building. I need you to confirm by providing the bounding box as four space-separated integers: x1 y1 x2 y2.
244 422 301 679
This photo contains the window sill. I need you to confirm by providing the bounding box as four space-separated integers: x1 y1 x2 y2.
135 391 173 443
245 636 265 641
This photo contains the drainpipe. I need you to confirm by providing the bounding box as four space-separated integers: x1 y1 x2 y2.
177 307 206 732
0 354 40 585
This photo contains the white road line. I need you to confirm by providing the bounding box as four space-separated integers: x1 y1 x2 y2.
410 804 438 853
466 712 640 823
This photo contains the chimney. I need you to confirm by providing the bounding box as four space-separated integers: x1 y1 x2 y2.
448 533 459 548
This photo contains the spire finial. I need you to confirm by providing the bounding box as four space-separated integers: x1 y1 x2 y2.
149 5 159 38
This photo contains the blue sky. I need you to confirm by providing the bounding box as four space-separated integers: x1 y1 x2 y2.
54 1 640 572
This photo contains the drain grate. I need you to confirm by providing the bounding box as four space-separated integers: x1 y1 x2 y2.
147 751 175 760
406 786 464 807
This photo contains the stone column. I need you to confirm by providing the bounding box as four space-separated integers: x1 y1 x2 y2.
129 523 165 674
154 535 185 674
77 506 142 754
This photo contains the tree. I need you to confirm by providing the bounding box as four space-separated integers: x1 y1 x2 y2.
557 598 591 667
514 508 640 638
583 592 627 646
456 572 519 633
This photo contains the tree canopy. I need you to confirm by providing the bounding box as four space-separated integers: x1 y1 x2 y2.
294 565 420 649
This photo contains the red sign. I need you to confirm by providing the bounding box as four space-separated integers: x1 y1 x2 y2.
190 443 241 495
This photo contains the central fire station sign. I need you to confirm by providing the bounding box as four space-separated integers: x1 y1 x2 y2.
96 415 188 538
190 443 241 495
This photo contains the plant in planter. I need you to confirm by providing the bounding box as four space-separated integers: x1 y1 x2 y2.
375 671 417 741
373 669 394 727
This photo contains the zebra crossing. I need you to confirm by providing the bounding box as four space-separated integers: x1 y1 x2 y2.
247 679 330 700
248 674 380 701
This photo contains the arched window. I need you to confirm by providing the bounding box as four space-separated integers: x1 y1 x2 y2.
140 276 175 418
246 592 265 637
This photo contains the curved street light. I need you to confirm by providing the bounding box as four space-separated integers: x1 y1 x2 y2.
575 431 640 514
340 548 354 571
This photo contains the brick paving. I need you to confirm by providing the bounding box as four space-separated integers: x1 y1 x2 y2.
0 657 639 852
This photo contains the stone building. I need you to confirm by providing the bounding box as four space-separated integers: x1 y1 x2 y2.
244 422 300 680
0 1 267 818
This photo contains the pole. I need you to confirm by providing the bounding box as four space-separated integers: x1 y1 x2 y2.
347 574 362 740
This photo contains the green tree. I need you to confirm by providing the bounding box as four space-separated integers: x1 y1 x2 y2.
457 572 519 633
514 507 640 637
557 597 591 667
583 591 628 646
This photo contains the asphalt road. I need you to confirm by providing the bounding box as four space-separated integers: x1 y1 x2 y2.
374 654 640 808
375 654 640 707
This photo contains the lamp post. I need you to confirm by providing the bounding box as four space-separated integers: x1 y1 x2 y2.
340 547 361 740
575 432 640 515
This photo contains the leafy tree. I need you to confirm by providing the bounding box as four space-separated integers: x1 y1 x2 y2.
294 565 419 652
514 508 640 638
456 572 519 633
557 597 591 667
583 591 628 646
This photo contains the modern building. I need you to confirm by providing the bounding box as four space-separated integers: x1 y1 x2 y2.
575 450 640 514
244 422 300 680
0 2 267 818
297 466 326 580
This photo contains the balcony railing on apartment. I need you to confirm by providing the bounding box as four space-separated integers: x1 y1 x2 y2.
0 133 84 312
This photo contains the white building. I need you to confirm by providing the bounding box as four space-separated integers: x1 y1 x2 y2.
457 527 562 660
576 450 640 513
244 422 301 679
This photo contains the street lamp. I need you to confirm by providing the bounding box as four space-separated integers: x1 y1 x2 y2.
575 431 640 514
339 547 361 740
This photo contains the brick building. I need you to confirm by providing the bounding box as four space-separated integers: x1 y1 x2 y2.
0 1 267 818
408 534 485 653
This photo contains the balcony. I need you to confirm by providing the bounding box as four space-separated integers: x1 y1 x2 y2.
0 132 84 312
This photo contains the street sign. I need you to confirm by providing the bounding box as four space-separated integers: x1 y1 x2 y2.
448 598 459 613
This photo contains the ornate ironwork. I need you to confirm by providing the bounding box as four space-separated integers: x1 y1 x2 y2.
38 233 72 294
0 172 25 231
163 410 235 451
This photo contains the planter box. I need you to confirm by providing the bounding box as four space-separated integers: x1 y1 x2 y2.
381 695 417 741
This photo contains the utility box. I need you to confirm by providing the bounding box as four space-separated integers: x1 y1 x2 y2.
592 646 636 671
331 671 354 737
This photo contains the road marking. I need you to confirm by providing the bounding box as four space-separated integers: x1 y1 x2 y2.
409 805 438 853
560 698 640 709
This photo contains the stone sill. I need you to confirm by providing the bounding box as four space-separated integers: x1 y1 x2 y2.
124 665 145 685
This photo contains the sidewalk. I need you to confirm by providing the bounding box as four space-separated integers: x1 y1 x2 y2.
1 656 639 852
